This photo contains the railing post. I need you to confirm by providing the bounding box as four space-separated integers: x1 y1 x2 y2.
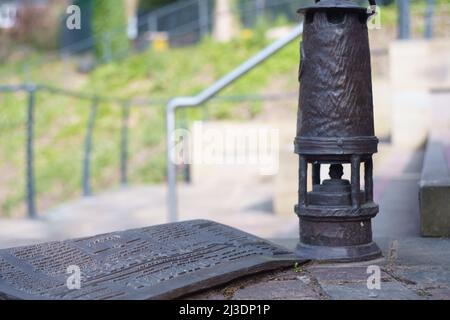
255 0 266 16
26 85 37 218
166 103 178 222
102 33 112 62
148 13 158 32
179 109 190 184
398 0 411 40
425 0 434 39
198 0 209 38
120 101 130 186
82 97 98 197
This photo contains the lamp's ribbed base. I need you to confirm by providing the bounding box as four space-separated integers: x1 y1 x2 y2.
295 241 382 263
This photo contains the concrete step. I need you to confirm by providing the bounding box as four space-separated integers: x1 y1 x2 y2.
420 130 450 237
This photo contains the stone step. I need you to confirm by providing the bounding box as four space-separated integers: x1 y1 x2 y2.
420 130 450 237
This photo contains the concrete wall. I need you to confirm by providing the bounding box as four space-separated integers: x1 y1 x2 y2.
390 39 450 149
189 121 280 184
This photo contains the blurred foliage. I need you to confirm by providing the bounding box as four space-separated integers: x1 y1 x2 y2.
92 0 129 61
138 0 179 12
0 0 64 51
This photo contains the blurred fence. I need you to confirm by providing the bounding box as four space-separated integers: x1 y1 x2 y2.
0 83 297 218
0 84 163 218
61 0 450 58
62 0 308 56
3 0 450 82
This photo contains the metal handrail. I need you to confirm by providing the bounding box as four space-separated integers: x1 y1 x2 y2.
165 24 303 222
0 83 161 218
0 81 298 219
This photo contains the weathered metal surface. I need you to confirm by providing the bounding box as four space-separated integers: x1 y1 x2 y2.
0 220 297 300
297 7 375 140
294 0 381 262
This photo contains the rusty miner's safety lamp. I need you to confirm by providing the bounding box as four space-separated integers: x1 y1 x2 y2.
294 0 381 262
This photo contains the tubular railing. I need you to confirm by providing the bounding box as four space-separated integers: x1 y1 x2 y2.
0 83 299 219
0 84 38 218
0 84 162 218
165 24 303 223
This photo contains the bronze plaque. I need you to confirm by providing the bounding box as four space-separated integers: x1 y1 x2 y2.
0 220 297 300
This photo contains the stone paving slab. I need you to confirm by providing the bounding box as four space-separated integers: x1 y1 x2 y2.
375 237 450 267
320 282 423 300
387 265 450 289
188 261 450 300
427 287 450 300
307 266 391 284
186 269 327 300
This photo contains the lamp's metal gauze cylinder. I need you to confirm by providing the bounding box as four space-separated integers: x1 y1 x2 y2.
294 0 381 262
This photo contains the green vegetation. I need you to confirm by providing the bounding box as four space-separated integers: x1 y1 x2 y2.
92 0 129 61
0 23 299 217
139 0 179 12
293 262 304 273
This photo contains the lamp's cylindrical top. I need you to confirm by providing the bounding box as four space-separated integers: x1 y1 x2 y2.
296 0 377 155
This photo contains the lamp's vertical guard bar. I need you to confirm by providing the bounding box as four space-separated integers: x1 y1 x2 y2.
312 162 320 186
120 101 130 186
82 97 98 197
26 85 37 218
364 157 374 203
299 156 307 207
351 155 361 209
